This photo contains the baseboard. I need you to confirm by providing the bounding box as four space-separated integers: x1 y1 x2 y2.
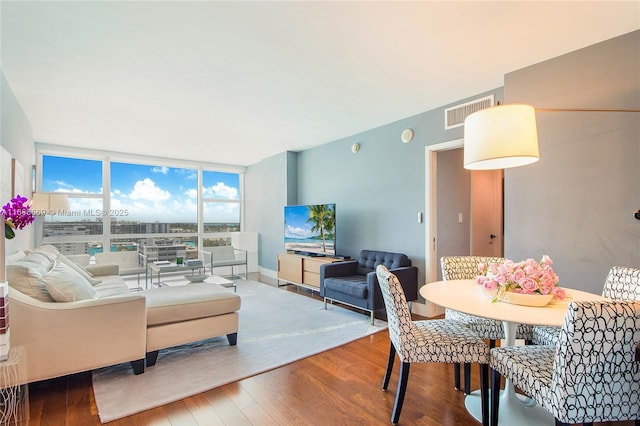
260 267 278 280
260 268 444 318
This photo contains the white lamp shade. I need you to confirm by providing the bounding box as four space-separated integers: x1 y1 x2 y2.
30 193 70 214
50 194 70 211
463 104 540 170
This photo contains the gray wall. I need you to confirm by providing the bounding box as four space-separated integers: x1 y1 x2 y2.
1 71 35 253
250 30 638 293
244 151 293 271
294 105 472 287
504 30 640 294
251 87 503 284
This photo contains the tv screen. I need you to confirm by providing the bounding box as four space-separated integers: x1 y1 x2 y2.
284 203 336 257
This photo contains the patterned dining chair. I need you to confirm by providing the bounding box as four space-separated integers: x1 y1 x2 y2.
440 256 533 394
375 265 490 425
531 266 640 347
490 300 640 426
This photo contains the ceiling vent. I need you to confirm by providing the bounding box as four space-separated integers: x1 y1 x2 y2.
444 94 495 129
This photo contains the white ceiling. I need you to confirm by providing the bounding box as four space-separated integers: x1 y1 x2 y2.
1 1 639 167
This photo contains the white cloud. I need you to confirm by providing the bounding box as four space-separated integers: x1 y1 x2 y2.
174 169 197 180
203 202 239 222
52 187 93 194
185 188 198 199
47 180 100 194
151 166 169 174
204 182 238 199
128 178 171 201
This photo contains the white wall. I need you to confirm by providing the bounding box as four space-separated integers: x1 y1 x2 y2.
1 71 35 253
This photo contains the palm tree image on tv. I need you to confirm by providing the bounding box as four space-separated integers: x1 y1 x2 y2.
284 204 336 256
307 204 335 253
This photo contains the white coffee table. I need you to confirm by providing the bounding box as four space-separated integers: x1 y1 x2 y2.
148 262 206 287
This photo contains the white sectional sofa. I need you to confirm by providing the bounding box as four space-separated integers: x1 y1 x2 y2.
94 250 147 286
6 245 240 383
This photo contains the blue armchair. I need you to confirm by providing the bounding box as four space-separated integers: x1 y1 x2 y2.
320 250 418 324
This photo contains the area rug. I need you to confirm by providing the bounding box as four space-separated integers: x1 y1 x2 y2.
92 278 386 423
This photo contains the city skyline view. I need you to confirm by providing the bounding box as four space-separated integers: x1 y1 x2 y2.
41 155 240 223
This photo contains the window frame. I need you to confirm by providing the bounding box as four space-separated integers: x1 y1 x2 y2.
35 143 245 255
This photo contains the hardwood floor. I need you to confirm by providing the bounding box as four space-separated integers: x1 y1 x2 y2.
27 280 635 425
29 328 478 425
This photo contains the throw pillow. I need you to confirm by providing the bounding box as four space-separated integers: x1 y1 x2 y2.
33 244 60 261
17 252 56 275
56 254 102 285
43 261 98 302
6 263 55 302
6 251 59 302
6 250 27 264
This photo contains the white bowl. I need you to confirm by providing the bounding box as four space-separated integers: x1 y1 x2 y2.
501 292 553 307
184 274 209 283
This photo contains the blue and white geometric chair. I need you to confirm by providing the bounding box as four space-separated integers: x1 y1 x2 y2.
490 300 640 426
531 266 640 347
375 265 490 425
440 256 533 393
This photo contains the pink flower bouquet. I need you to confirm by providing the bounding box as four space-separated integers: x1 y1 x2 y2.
476 255 566 303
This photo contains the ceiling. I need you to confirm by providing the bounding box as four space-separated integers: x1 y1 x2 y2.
1 1 639 167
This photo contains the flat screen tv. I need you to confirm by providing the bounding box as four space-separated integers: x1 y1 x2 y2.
284 203 336 257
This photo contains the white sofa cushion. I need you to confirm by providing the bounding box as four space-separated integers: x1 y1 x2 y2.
6 253 56 302
6 247 104 302
145 283 241 326
95 251 145 276
32 244 60 260
6 250 27 264
93 276 132 298
43 261 98 302
57 253 102 285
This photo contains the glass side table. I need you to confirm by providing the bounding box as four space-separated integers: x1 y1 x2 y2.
0 346 29 425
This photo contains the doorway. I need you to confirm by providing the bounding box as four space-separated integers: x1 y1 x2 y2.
425 140 503 284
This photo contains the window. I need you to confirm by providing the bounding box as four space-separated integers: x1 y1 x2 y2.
38 150 243 256
202 171 240 234
42 155 102 194
110 162 197 234
41 155 104 236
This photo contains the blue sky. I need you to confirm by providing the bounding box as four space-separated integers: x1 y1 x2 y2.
42 156 240 222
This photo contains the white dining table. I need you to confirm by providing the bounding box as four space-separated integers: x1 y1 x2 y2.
420 279 605 425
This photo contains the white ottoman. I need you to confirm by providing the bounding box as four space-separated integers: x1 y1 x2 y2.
144 283 241 367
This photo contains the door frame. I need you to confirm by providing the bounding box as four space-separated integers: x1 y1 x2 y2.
425 139 464 283
423 139 463 317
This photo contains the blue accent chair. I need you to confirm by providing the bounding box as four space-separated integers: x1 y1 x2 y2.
320 250 418 324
